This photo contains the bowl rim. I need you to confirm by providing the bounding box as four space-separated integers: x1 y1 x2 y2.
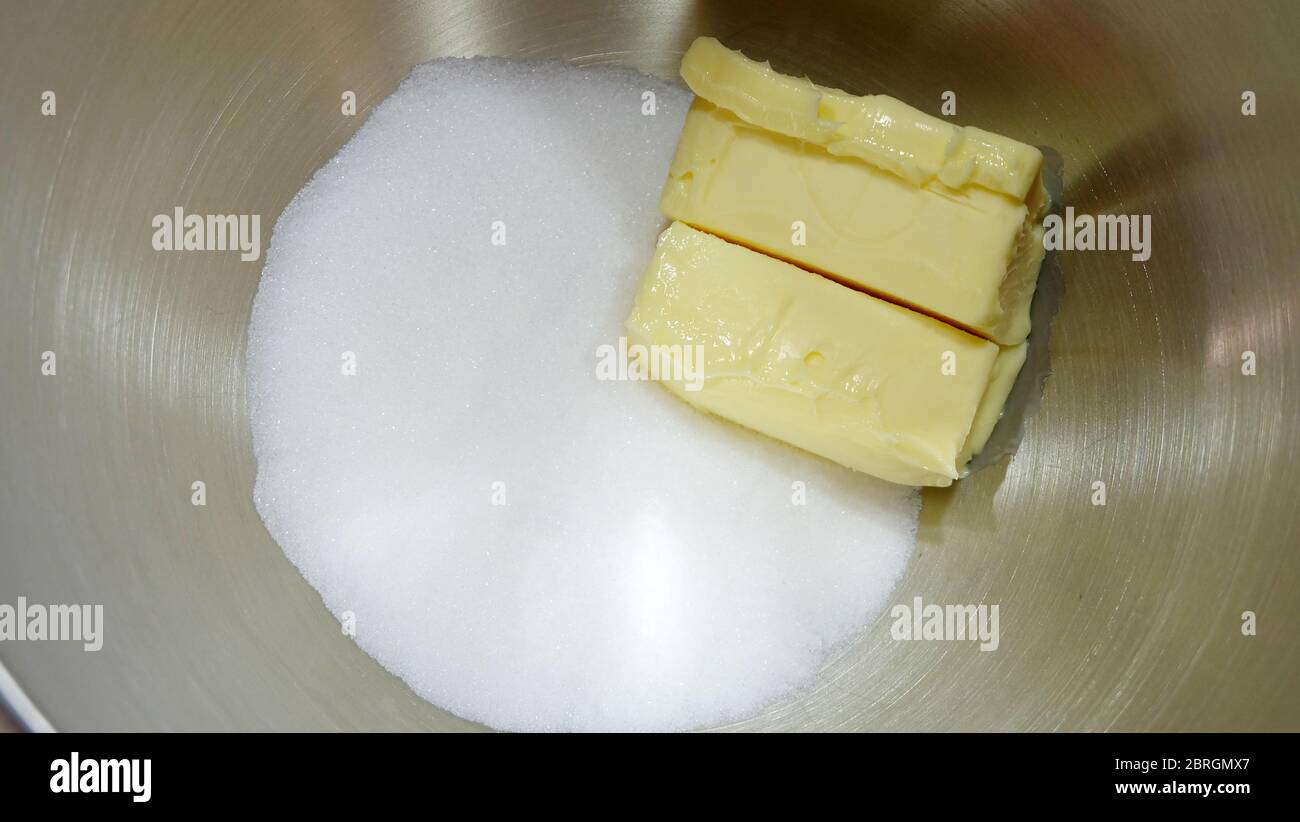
0 660 55 732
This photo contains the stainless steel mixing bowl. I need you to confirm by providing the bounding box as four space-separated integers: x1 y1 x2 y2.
1 0 1297 731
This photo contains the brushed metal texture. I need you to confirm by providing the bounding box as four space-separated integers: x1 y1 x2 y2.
0 0 1296 730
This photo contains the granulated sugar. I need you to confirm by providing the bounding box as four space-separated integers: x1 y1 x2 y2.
246 58 919 731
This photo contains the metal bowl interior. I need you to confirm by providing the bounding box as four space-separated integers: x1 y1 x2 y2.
0 0 1296 731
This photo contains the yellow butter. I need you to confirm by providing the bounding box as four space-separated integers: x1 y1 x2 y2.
679 36 1044 201
669 38 1050 345
959 341 1027 469
626 222 1025 487
661 100 1046 343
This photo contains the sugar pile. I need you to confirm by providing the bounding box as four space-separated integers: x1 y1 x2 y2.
247 58 919 731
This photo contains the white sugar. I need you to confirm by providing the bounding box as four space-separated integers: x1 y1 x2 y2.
247 58 919 731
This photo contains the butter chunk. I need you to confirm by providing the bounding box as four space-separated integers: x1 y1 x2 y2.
626 223 1025 487
679 36 1043 201
669 38 1050 345
661 100 1046 344
676 35 838 145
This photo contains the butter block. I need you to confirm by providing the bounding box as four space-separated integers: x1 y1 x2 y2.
678 36 1044 201
626 222 1026 487
667 38 1049 345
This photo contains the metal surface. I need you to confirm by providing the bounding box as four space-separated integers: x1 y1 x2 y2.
1 0 1297 731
